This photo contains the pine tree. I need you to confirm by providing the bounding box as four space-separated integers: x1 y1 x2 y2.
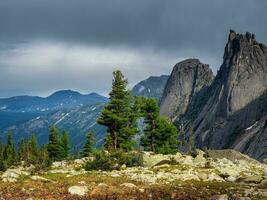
0 139 7 171
97 70 135 150
28 134 39 164
73 146 80 159
141 98 179 154
82 131 94 157
140 98 159 152
3 133 16 166
61 131 70 159
17 139 26 162
47 126 64 161
154 116 178 154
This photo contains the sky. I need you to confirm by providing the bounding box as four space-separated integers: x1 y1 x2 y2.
0 0 267 98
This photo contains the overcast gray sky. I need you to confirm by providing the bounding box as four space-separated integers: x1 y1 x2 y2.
0 0 266 97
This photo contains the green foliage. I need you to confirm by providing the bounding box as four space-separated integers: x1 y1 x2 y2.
47 125 64 161
97 70 137 151
3 133 16 166
154 117 179 154
141 98 179 154
84 150 143 171
60 131 70 159
81 131 94 157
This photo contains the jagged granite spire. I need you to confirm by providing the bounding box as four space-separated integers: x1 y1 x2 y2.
159 58 214 121
189 30 267 160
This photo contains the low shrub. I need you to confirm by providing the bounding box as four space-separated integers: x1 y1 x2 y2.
84 150 143 171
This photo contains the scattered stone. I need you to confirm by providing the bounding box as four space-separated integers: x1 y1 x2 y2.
210 194 228 200
120 164 127 170
226 176 236 182
1 168 30 182
98 183 108 188
238 175 263 183
68 185 88 196
139 188 145 193
197 172 208 180
30 175 52 182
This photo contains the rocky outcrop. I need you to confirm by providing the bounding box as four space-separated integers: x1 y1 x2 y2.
188 31 267 160
132 75 169 100
159 59 214 121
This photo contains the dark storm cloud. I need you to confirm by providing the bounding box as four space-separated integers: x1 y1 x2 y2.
0 0 267 97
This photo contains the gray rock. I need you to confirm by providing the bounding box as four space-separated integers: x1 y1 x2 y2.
160 58 214 120
68 185 88 196
164 30 267 161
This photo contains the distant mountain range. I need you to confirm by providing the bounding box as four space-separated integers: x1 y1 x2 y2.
0 90 108 149
132 75 169 100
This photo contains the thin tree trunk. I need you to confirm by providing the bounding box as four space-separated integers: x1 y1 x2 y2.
151 119 156 152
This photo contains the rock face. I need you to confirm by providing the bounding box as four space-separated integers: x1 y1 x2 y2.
132 75 169 100
159 59 214 120
185 31 267 160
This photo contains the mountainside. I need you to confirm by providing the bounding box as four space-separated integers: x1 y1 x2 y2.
159 59 214 121
192 31 267 160
132 75 169 100
176 31 267 160
0 90 108 148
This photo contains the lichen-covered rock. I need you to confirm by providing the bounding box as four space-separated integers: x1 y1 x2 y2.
1 167 30 182
68 185 88 196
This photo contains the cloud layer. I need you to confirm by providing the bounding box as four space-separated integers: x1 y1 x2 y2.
0 0 267 97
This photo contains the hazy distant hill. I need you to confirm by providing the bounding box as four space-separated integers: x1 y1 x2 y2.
132 75 169 100
0 90 108 149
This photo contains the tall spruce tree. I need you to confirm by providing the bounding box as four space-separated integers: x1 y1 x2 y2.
154 116 179 154
17 139 26 162
61 131 70 159
3 134 16 166
97 70 135 151
47 126 64 161
82 131 94 157
140 98 159 152
28 134 39 164
141 98 179 154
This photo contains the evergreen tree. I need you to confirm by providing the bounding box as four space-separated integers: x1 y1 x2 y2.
141 98 179 154
154 116 178 154
17 139 26 162
140 98 159 152
61 131 70 159
3 133 16 166
0 139 7 171
97 70 135 150
29 134 38 156
73 146 80 159
47 126 64 161
82 131 94 157
0 139 4 158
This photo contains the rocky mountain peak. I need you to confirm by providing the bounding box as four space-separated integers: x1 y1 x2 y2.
184 31 267 160
159 58 214 120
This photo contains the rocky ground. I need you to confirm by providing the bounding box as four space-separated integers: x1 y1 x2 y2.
1 150 267 200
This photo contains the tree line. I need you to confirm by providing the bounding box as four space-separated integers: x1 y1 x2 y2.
0 127 94 171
